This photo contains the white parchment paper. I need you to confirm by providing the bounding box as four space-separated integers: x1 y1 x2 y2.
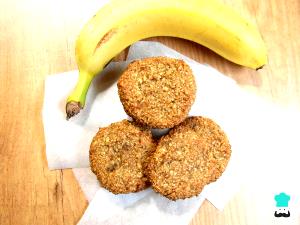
43 41 300 225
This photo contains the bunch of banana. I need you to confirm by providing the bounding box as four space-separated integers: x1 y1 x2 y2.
66 0 267 119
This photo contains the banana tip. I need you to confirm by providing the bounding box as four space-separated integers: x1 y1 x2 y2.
256 65 265 71
66 101 82 120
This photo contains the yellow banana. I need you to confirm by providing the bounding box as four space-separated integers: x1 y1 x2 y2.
66 0 267 119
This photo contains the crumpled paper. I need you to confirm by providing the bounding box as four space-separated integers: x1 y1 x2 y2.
43 41 300 225
77 187 206 225
41 41 250 225
43 62 130 169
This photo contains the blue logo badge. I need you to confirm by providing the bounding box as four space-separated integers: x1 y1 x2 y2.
274 192 290 218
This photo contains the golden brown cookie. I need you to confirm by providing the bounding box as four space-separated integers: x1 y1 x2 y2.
90 120 156 194
117 57 196 129
148 116 231 200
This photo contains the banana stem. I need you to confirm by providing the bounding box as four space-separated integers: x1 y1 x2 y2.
66 70 94 119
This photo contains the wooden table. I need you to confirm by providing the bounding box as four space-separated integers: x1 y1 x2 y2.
1 0 299 224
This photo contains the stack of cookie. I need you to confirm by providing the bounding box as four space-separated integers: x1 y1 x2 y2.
89 57 231 200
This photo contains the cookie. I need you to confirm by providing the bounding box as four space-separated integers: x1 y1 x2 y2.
148 116 231 200
118 57 196 128
90 120 156 194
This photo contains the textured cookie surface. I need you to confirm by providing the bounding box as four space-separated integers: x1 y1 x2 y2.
90 120 156 194
118 57 196 128
148 116 231 200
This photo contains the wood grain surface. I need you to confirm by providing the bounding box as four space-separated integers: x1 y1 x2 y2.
0 0 299 224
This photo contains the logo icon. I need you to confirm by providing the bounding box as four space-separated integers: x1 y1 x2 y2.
274 192 290 218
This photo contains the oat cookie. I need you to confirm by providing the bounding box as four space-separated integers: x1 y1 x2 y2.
90 120 156 194
148 116 231 200
118 57 196 128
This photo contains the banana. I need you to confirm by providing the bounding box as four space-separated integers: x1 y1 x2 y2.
66 0 267 119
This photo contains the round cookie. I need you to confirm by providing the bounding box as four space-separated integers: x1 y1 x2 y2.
117 57 196 129
148 116 231 200
90 120 156 194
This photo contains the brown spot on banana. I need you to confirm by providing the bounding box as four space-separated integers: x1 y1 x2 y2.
93 29 117 54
